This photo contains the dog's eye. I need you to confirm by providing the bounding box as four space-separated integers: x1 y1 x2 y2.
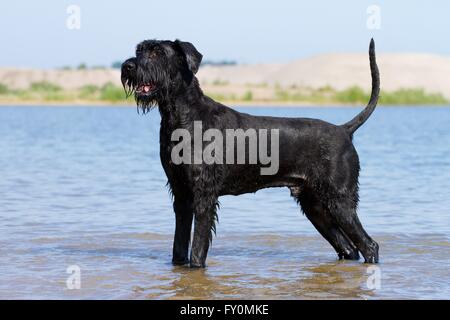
149 51 158 59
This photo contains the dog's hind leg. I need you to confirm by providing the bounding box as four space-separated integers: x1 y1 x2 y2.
293 188 360 260
172 194 194 265
331 198 379 263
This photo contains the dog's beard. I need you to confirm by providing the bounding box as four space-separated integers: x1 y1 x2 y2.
135 94 158 114
121 77 161 114
121 66 173 114
122 79 136 99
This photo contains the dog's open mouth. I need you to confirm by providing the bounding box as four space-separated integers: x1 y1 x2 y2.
135 83 157 96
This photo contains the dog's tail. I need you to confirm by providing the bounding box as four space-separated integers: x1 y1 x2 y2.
342 38 380 135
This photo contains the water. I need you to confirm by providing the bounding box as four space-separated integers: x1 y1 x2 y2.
0 105 449 299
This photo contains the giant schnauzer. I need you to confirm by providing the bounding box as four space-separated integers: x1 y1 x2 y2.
121 39 380 268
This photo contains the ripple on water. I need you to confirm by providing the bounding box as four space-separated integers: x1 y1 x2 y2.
3 231 447 299
1 106 450 299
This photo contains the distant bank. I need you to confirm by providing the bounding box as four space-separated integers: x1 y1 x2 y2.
1 52 450 106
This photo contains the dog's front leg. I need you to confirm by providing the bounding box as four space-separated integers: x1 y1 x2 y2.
190 197 218 268
172 195 194 265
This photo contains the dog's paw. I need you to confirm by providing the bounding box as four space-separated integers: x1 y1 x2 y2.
189 261 206 268
363 242 379 263
363 256 378 264
172 258 189 266
338 249 360 261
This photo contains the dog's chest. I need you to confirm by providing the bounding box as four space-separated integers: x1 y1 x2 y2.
159 125 191 185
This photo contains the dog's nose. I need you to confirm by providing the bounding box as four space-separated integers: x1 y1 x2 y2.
122 60 136 72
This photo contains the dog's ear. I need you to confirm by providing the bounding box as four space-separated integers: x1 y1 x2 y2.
175 40 203 74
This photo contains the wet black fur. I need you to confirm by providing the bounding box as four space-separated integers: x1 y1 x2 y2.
121 39 380 268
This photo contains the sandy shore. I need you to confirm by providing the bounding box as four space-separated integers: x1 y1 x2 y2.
198 53 450 100
2 51 450 106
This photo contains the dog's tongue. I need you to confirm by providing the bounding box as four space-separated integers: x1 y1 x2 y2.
144 85 151 93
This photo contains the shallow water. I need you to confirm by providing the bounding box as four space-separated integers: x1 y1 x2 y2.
0 105 449 299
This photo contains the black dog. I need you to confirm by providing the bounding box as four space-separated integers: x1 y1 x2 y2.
121 39 380 268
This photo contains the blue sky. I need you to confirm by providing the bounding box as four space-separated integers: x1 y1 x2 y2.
0 0 449 68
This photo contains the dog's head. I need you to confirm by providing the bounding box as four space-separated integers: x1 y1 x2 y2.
121 39 202 112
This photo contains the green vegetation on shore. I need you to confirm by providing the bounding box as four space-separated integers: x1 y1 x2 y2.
0 81 448 105
274 85 448 105
0 81 126 104
208 85 448 105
